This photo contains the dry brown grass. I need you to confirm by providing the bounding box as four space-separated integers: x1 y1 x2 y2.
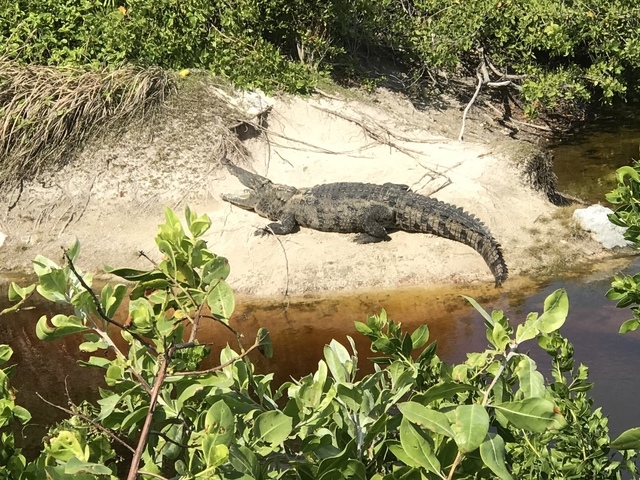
0 58 175 187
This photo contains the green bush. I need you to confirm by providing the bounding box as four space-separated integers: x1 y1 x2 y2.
1 207 637 478
3 0 640 110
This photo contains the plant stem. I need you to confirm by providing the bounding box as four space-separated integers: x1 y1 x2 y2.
127 353 169 480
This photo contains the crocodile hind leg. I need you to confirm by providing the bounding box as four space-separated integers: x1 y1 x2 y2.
354 204 394 244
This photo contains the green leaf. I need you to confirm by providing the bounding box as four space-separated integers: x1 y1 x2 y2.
0 345 12 365
253 411 292 445
516 289 569 343
611 427 640 450
398 418 441 474
205 400 234 446
66 238 81 263
537 289 569 333
493 398 564 433
36 314 88 341
619 318 640 333
12 405 31 425
257 328 273 358
449 405 489 453
616 165 640 183
97 394 121 421
324 340 353 383
121 406 149 432
398 402 454 438
100 284 127 318
46 431 86 462
8 282 35 302
206 280 235 321
64 457 112 475
462 295 494 326
479 433 513 480
416 382 476 405
203 256 231 283
203 443 228 469
514 356 545 398
410 325 429 349
36 269 68 303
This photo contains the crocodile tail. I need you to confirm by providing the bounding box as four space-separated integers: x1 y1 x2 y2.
397 197 509 286
473 233 509 287
431 217 509 287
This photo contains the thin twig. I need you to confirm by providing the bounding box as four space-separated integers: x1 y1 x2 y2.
262 225 290 299
36 393 135 454
171 339 261 377
64 251 155 351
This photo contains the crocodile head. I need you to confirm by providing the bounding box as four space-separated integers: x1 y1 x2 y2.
221 158 297 220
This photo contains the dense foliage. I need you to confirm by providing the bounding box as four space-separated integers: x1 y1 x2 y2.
0 207 638 478
2 0 640 111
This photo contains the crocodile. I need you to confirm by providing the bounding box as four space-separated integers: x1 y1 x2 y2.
221 159 508 287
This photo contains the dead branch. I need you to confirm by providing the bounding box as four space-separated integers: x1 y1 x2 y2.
458 71 484 142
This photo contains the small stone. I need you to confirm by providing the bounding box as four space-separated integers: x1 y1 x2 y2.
573 204 632 249
0 231 5 248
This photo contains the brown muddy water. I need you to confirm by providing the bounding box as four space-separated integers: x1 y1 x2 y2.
2 258 640 456
553 112 640 204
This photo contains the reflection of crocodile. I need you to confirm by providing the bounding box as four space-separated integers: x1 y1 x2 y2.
221 159 508 287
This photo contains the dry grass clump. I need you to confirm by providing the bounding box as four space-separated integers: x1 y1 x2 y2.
0 57 175 187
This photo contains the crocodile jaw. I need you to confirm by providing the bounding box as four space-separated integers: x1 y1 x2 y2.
221 190 258 210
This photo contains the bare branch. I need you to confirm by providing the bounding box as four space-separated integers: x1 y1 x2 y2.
458 71 484 142
36 393 135 454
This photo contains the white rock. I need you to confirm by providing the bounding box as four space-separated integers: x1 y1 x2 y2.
573 204 632 249
0 231 5 248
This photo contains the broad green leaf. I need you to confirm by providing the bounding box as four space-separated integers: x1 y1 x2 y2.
410 325 429 349
66 238 81 263
415 382 476 405
205 400 234 446
398 402 454 438
0 345 12 365
8 282 35 302
36 314 88 341
32 255 60 276
229 444 258 476
537 289 569 333
611 427 640 450
254 411 292 445
479 433 513 480
186 209 212 238
102 266 166 283
493 398 564 432
257 327 273 358
616 165 640 183
619 318 640 334
46 431 86 462
100 284 127 318
121 406 149 432
398 418 441 474
64 457 112 475
490 322 510 350
449 405 489 453
324 340 353 383
515 312 541 344
203 256 231 284
202 442 229 469
97 394 121 421
206 280 235 321
36 269 68 303
514 356 545 399
12 405 31 424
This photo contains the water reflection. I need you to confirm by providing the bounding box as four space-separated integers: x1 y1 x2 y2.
1 258 640 456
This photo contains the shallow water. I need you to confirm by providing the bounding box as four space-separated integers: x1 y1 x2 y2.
2 258 640 455
552 113 640 204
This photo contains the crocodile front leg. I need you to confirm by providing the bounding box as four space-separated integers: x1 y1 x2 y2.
255 213 299 236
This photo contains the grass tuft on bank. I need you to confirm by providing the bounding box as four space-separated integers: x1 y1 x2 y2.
0 58 174 187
